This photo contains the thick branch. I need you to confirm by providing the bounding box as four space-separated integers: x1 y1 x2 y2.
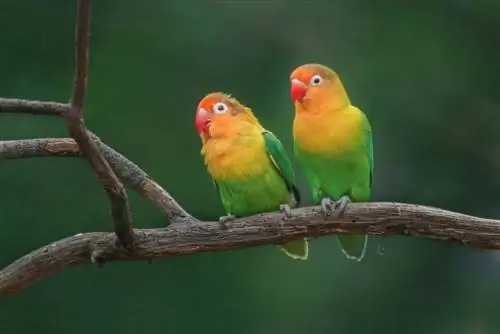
1 202 500 298
64 0 135 249
0 137 192 224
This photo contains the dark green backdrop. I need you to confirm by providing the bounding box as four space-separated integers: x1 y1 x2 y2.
1 1 500 333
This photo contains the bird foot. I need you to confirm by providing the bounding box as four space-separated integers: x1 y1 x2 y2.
320 197 334 216
321 195 351 218
331 195 351 219
219 214 236 230
279 204 293 228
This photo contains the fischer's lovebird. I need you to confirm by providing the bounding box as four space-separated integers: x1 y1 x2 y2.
290 63 373 261
194 92 309 260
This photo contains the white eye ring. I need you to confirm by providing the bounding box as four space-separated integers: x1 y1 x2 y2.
310 74 323 86
213 102 229 114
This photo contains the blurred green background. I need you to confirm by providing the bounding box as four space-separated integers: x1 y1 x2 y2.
1 0 500 333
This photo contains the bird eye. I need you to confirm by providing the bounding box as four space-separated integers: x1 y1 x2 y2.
310 74 323 86
213 102 228 114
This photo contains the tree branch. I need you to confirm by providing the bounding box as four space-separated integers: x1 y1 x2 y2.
62 0 135 250
1 0 498 300
70 0 91 114
1 202 499 298
0 137 192 224
0 98 68 116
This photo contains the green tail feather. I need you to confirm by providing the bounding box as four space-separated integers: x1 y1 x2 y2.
336 235 368 262
278 238 309 260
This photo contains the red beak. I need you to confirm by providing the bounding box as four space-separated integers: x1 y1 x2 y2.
290 79 307 102
195 107 211 134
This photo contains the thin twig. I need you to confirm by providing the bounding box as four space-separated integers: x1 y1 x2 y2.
1 202 499 298
0 98 68 116
70 0 91 113
63 0 135 249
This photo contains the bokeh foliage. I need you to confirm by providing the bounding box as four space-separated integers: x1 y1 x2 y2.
1 0 500 333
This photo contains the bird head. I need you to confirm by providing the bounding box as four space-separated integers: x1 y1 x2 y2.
195 92 260 141
289 63 349 112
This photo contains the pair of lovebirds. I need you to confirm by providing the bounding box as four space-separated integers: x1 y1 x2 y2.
194 63 373 262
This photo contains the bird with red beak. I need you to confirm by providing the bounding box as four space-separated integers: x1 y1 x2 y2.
290 63 374 262
193 92 309 260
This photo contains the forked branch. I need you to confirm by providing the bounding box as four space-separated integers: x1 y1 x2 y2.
1 0 500 299
0 137 192 223
68 0 135 249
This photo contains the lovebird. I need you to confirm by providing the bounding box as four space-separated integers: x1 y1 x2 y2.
290 63 373 261
194 92 309 260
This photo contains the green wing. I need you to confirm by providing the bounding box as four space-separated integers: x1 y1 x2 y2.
262 130 301 206
263 130 308 260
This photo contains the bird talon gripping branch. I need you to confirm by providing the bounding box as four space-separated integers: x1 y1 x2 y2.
279 203 293 223
320 197 334 216
331 195 352 219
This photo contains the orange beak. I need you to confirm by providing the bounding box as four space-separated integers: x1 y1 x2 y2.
195 107 211 134
290 79 307 103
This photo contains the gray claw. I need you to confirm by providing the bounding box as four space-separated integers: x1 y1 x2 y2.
279 204 293 221
219 214 236 229
279 204 293 229
331 195 351 219
320 197 334 216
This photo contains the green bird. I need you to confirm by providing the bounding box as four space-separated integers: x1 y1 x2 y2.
194 92 309 260
290 63 373 261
